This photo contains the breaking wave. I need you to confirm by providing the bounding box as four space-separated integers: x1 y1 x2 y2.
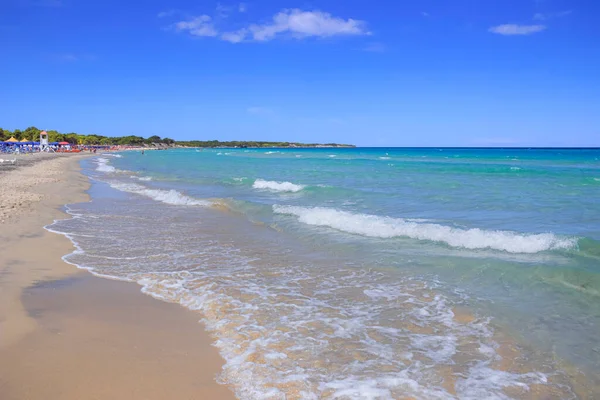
130 175 152 181
109 182 211 206
273 205 577 254
253 179 305 193
95 157 116 173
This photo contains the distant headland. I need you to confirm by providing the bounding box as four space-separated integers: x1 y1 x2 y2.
0 127 354 148
176 140 355 148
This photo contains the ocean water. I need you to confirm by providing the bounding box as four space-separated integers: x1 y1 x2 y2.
48 148 600 399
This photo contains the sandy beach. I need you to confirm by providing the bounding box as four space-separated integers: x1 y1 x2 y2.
0 153 234 399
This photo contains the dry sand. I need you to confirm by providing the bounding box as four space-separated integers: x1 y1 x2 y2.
0 154 235 399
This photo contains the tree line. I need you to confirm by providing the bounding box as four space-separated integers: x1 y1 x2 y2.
0 127 175 146
0 126 354 148
176 140 355 148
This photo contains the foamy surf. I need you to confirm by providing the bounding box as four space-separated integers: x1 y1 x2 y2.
253 179 305 193
95 157 116 173
130 175 152 181
53 198 557 399
273 205 577 253
43 150 594 399
109 182 211 206
134 268 558 400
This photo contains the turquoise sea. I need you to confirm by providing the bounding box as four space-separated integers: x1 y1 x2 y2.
48 148 600 399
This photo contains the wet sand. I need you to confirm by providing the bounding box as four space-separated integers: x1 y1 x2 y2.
0 154 234 399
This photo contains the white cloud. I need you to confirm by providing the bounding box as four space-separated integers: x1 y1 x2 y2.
556 10 573 17
248 9 368 41
421 11 430 17
488 24 546 35
239 3 247 13
171 9 368 43
216 3 231 18
174 15 218 37
533 10 572 21
221 29 248 43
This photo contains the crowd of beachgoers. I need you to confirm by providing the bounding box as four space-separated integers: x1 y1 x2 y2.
0 143 144 154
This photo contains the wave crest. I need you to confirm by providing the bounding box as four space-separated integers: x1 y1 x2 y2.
253 179 305 193
110 182 211 206
273 205 577 254
96 157 116 173
130 175 152 181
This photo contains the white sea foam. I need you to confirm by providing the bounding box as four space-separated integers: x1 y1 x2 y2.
95 157 116 173
109 182 211 206
130 175 152 181
379 156 391 160
273 205 577 253
253 179 305 193
456 364 548 399
101 153 122 158
265 151 279 154
46 199 577 399
133 268 557 400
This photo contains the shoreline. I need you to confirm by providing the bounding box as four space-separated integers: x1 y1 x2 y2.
0 154 235 399
2 151 597 398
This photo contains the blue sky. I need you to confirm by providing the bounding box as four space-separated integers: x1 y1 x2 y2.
1 0 599 146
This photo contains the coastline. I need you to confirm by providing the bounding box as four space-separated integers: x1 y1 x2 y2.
0 154 235 399
2 150 597 398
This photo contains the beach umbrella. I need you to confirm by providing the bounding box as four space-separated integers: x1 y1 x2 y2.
6 137 18 142
58 141 70 145
20 138 30 142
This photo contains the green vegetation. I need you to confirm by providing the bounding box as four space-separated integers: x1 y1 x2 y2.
0 127 174 146
175 140 355 148
0 126 354 148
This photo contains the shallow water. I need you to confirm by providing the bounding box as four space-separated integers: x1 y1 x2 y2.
48 149 600 399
